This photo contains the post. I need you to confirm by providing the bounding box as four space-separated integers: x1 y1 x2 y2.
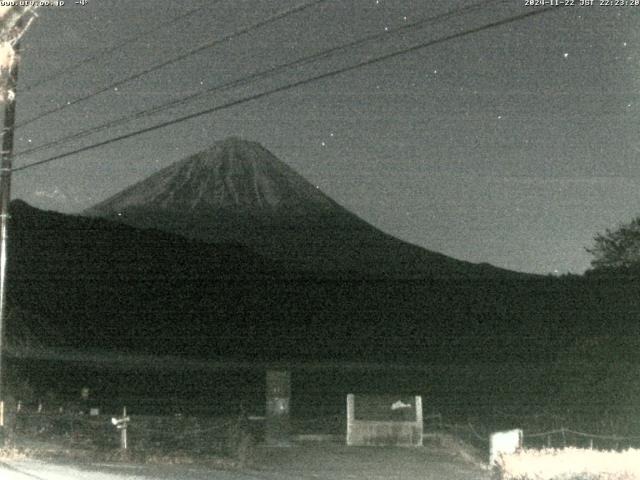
265 370 290 446
0 15 21 427
346 393 354 445
120 406 127 450
111 405 130 450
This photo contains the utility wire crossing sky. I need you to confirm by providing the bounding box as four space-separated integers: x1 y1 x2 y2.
9 0 640 275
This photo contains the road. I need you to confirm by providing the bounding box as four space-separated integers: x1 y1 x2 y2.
0 441 491 480
1 460 256 480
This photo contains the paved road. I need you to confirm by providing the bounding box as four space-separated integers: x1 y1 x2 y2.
0 459 262 480
0 442 491 480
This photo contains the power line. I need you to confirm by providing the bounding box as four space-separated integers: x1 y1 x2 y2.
13 6 559 174
21 2 213 93
15 0 327 129
15 0 505 159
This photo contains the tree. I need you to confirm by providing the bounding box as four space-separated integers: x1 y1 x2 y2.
586 217 640 270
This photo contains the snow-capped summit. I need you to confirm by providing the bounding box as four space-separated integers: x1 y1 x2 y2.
86 137 336 215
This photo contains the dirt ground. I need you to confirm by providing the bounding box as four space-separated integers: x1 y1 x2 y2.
248 438 492 480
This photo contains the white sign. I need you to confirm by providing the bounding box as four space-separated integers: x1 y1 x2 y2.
390 400 412 410
490 429 523 465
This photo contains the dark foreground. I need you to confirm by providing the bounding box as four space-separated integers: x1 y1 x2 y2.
0 440 490 480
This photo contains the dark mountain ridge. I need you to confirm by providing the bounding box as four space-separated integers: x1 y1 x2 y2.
7 200 640 366
6 200 281 353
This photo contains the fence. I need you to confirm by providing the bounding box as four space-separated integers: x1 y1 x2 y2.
4 405 242 456
5 399 640 460
428 414 640 453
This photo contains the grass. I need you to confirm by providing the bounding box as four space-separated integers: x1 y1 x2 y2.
496 447 640 480
424 432 486 468
0 411 253 469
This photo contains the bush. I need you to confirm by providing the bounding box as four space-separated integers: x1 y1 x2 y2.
496 447 640 479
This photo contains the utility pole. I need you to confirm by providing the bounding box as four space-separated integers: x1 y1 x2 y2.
0 18 20 425
0 8 35 434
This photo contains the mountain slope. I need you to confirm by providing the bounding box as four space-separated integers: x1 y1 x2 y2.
85 137 522 279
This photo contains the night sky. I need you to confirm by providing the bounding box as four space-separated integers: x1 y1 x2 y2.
9 0 640 274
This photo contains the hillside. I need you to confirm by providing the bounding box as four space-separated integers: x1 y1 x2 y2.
8 200 640 365
6 200 279 354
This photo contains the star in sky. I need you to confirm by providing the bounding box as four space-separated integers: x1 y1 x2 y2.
12 1 640 274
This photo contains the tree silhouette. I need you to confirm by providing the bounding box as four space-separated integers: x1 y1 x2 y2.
587 217 640 270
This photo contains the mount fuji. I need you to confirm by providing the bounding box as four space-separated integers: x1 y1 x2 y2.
85 137 521 279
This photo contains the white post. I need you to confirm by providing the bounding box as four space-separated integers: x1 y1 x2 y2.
346 394 354 446
121 406 127 450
